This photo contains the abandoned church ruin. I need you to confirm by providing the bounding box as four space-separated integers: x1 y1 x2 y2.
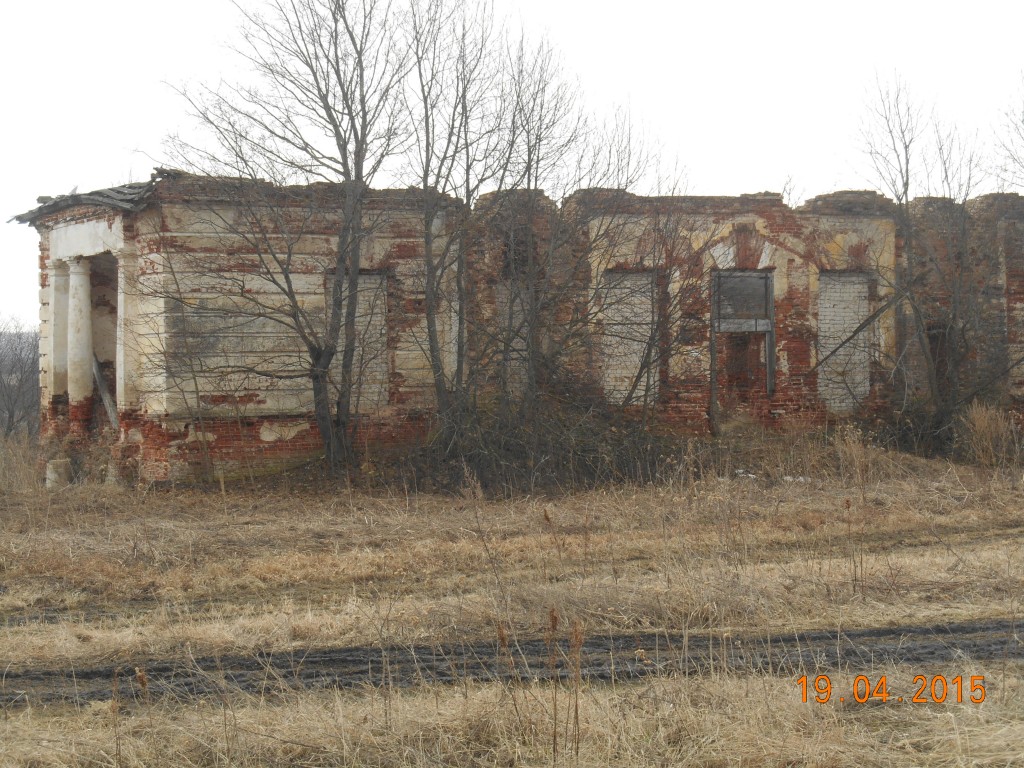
15 170 1024 481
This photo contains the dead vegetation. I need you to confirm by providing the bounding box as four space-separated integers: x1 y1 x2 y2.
5 667 1024 767
2 429 1023 765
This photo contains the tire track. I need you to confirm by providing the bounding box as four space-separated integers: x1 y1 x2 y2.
2 618 1020 709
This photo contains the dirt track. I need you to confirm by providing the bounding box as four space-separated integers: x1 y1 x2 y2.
3 618 1020 709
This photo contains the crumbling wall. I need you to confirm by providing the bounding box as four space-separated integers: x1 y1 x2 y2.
967 195 1022 405
27 173 1024 482
123 177 463 479
1004 218 1024 403
34 204 129 439
892 195 1021 411
463 190 571 399
568 189 897 432
28 174 465 480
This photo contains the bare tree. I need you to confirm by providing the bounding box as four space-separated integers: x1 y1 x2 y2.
864 77 1003 442
1000 81 1024 190
401 0 511 417
156 0 675 487
399 3 670 485
167 0 411 468
0 316 39 438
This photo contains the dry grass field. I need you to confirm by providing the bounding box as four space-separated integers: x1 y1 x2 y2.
1 425 1022 766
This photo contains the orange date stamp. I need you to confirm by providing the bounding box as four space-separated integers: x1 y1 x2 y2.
798 674 986 704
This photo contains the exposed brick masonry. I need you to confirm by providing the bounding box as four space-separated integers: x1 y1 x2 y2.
19 173 1024 480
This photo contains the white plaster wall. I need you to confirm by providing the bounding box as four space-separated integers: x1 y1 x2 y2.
331 272 389 414
50 218 124 260
600 271 656 404
818 272 872 413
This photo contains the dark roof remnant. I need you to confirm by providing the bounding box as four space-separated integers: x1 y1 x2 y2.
12 178 158 225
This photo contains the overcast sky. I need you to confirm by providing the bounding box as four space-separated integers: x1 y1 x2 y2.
3 0 1022 325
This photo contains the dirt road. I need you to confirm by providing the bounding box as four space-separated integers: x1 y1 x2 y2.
3 618 1019 709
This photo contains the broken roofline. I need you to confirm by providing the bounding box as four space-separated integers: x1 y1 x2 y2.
14 168 926 229
561 188 900 218
18 168 1024 228
12 169 465 226
11 179 156 224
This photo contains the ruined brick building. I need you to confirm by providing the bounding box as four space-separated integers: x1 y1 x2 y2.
15 170 1024 480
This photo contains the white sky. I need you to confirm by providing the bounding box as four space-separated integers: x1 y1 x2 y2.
3 0 1022 325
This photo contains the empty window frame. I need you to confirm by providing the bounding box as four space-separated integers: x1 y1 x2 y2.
712 270 773 333
710 269 776 398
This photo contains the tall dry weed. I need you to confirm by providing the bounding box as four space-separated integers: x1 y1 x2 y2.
0 435 41 495
830 424 908 491
834 424 872 485
5 668 1021 767
956 401 1021 468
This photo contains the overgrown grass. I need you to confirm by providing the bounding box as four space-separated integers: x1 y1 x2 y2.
5 664 1022 767
955 401 1022 469
0 433 41 496
1 428 1022 765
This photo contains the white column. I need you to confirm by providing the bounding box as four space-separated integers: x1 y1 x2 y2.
67 257 93 404
116 253 138 409
48 261 69 397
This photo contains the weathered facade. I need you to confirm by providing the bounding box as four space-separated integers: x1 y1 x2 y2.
15 171 1024 480
566 189 900 432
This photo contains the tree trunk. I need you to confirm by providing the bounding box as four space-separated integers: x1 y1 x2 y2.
422 202 451 415
333 183 365 463
311 366 341 468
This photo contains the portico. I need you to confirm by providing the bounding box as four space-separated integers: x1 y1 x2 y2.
43 215 126 430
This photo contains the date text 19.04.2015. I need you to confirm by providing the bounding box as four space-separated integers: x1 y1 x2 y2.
798 675 986 704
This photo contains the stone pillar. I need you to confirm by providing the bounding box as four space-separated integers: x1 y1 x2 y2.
67 257 93 422
48 261 69 398
115 253 138 410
